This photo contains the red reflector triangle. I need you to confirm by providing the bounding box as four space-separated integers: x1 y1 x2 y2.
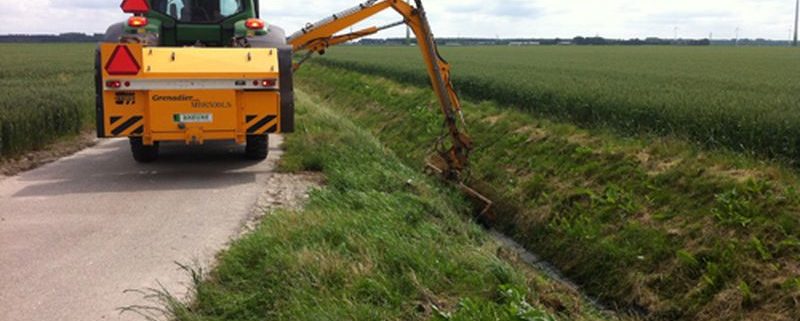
105 45 140 75
121 0 150 14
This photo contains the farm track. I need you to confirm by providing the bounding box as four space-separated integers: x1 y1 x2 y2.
0 137 319 321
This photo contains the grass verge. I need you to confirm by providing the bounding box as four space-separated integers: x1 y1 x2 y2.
152 90 613 321
294 63 800 321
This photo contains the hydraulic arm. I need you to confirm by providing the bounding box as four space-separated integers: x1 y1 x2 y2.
288 0 491 216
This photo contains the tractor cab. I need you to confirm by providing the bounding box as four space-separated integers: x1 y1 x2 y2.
116 0 264 47
151 0 245 23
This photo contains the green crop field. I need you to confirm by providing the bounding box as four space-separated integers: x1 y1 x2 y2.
0 44 94 157
319 46 800 161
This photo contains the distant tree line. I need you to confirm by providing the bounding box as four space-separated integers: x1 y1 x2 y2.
359 36 716 46
357 36 795 47
0 33 104 43
572 36 710 46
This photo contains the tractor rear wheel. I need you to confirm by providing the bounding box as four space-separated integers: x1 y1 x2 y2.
247 25 287 47
103 22 125 42
245 135 269 160
129 137 159 163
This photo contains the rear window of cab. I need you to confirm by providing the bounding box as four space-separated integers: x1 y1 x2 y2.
150 0 244 23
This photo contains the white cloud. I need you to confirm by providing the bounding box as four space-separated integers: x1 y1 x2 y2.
0 0 795 40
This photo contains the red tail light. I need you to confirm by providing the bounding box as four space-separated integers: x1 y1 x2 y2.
245 18 265 30
105 45 140 76
260 79 277 87
121 0 150 14
127 16 148 28
106 80 122 89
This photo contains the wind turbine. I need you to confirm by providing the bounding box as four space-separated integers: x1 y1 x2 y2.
406 0 411 45
794 0 799 46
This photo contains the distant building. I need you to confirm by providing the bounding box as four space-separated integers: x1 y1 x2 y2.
509 41 540 46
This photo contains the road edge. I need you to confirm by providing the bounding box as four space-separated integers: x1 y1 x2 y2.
0 130 98 178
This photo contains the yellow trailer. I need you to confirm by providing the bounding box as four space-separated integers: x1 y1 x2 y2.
96 43 294 161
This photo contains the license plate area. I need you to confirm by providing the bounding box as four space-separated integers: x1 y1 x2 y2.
174 113 213 123
148 90 237 132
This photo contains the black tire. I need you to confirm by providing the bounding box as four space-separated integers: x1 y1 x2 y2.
248 25 296 134
103 22 126 43
130 137 159 163
245 135 269 160
94 48 104 138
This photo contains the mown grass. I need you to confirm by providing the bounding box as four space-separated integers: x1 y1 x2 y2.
295 63 800 321
319 46 800 162
158 90 612 321
0 43 95 157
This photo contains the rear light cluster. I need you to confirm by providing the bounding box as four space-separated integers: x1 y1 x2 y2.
121 0 149 28
105 80 131 89
245 18 266 30
254 79 278 88
128 16 148 28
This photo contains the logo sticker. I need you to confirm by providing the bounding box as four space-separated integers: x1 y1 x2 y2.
153 94 232 108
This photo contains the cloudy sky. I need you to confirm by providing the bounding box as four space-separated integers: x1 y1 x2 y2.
0 0 796 40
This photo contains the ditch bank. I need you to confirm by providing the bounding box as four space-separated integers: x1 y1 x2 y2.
156 89 613 321
295 63 800 321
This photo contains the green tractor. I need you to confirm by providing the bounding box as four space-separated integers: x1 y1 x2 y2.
106 0 285 47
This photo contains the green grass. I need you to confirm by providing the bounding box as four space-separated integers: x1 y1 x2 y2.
152 90 611 321
294 62 800 321
0 43 95 157
319 46 800 162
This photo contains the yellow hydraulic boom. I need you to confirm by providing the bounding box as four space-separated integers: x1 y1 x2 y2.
288 0 492 217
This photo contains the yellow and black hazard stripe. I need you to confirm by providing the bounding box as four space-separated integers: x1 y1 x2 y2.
109 115 144 137
245 114 278 135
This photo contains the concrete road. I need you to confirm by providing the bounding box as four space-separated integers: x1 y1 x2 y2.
0 137 285 321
